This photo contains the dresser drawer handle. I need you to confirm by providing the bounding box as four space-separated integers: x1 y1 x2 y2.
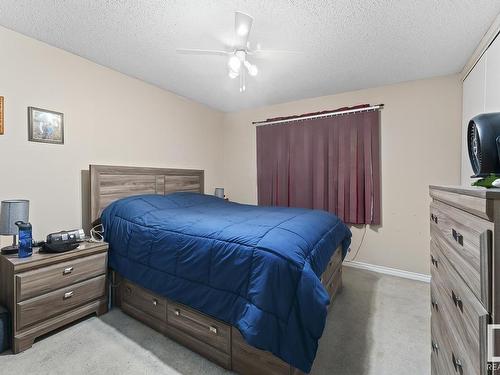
430 255 438 268
125 286 132 295
451 229 463 246
452 353 463 372
63 267 74 275
174 308 180 316
63 291 74 299
209 325 218 335
451 290 463 313
431 340 439 353
152 298 158 306
431 300 438 311
430 213 438 224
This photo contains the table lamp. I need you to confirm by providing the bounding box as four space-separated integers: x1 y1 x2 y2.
0 200 29 255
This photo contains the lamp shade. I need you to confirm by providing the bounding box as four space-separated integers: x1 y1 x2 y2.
0 200 29 235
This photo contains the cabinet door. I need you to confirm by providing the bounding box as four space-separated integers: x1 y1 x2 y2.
461 54 486 185
485 36 500 112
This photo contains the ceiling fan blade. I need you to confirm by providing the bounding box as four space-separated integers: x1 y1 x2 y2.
249 49 302 56
176 48 229 56
234 11 253 49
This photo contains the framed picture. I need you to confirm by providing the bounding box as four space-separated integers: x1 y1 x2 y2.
0 96 4 135
28 106 64 144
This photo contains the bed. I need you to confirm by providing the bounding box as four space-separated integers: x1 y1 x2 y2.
90 164 351 374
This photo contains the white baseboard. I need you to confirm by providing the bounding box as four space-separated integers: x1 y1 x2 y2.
343 260 431 283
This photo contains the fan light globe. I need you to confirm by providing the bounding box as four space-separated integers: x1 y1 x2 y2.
248 65 258 76
228 55 241 72
244 61 258 76
237 24 248 36
228 70 238 79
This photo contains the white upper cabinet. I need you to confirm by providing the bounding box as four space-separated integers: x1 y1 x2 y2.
461 53 486 185
485 36 500 112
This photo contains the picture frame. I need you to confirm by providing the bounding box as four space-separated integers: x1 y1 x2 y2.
28 106 64 144
0 96 4 135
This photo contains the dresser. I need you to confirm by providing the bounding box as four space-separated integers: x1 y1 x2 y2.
0 242 108 353
429 185 500 374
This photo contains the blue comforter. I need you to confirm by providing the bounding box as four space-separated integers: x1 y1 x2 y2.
102 193 351 372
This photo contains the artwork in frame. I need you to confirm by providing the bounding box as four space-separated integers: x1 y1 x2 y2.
28 106 64 144
0 96 4 135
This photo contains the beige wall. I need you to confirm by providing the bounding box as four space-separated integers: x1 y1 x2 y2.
222 76 462 275
0 26 224 244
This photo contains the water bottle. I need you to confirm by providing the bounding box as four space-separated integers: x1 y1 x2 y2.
15 221 32 258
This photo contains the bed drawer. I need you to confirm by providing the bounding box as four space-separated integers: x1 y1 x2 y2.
16 275 106 330
167 302 230 354
323 266 342 302
16 252 107 302
430 201 492 311
232 328 290 375
320 247 342 285
431 240 488 375
122 280 167 322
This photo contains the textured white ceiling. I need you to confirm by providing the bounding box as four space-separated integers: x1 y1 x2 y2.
0 1 499 112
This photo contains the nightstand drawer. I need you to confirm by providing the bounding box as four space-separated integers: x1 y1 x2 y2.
16 274 106 330
16 252 107 302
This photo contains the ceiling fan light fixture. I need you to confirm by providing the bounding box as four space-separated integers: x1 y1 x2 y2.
237 24 249 36
244 61 258 76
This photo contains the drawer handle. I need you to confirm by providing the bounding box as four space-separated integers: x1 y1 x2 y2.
431 299 438 311
63 267 74 275
431 340 439 353
451 290 463 313
209 325 218 335
452 353 463 372
125 286 132 295
451 229 463 246
430 213 438 224
152 299 158 306
430 255 438 268
63 291 74 299
174 308 180 316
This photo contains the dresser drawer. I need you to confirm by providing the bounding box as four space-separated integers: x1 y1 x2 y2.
431 240 489 375
121 280 167 322
16 274 106 330
167 302 230 354
430 201 492 311
16 252 107 302
320 247 342 285
431 311 456 375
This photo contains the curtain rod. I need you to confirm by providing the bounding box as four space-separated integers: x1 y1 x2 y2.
252 104 384 126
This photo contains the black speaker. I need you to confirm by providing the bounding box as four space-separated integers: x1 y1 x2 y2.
467 113 500 177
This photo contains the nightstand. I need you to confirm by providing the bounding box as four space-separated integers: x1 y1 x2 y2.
0 241 108 353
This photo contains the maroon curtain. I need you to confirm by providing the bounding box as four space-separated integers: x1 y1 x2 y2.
256 110 381 225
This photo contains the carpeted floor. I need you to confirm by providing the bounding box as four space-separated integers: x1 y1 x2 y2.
1 267 430 375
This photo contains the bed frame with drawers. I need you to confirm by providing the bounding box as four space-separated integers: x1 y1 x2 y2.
90 164 344 375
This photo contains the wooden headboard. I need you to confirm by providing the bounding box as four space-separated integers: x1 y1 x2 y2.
89 165 204 222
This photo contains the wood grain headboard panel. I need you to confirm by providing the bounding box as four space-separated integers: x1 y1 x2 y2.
90 165 204 222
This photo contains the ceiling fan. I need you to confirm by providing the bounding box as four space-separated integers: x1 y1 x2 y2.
177 11 295 92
